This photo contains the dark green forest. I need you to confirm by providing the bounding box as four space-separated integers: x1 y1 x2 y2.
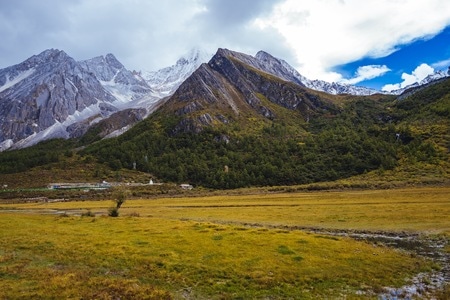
80 96 437 189
0 139 75 174
0 79 448 189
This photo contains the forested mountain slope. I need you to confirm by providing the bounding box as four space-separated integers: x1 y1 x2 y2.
80 51 450 189
0 52 448 189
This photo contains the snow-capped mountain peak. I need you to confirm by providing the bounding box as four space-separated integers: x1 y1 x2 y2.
0 49 162 151
254 50 380 96
143 48 213 96
0 49 119 149
79 53 154 103
104 53 124 70
387 68 450 95
420 69 449 85
78 54 123 82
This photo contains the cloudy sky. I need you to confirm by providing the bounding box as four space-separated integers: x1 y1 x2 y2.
1 0 450 91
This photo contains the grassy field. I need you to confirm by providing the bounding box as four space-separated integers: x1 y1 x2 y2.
11 186 449 233
0 187 449 299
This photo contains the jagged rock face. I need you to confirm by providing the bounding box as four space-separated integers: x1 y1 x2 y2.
0 49 162 150
209 49 335 114
79 54 153 99
79 108 147 140
79 54 122 82
0 49 116 143
166 48 337 133
255 50 381 96
168 63 243 133
254 50 305 86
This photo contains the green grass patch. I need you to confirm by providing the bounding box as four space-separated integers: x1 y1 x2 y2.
277 245 296 255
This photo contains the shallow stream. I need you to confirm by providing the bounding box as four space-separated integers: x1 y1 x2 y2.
314 229 449 299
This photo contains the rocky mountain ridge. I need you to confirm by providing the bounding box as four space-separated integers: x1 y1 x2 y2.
0 49 119 150
389 68 450 95
1 47 448 151
79 53 153 102
161 48 338 134
254 51 381 96
0 50 162 151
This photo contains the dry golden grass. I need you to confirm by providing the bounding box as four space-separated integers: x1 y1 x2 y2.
0 186 448 299
0 214 434 299
14 186 449 233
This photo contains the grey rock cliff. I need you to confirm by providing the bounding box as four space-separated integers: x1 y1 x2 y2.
79 53 153 99
0 49 116 144
165 48 338 134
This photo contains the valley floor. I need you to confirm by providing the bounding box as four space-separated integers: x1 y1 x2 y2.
0 186 449 299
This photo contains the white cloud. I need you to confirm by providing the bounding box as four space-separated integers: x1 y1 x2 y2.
0 0 208 70
381 83 401 92
382 63 435 91
254 0 450 81
0 0 287 71
340 65 391 85
1 0 450 85
432 58 450 70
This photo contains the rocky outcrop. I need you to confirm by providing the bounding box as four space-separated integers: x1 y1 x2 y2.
255 50 381 96
164 48 338 133
0 49 161 150
79 54 153 100
0 49 117 145
71 107 147 145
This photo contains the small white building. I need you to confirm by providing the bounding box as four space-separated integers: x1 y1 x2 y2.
180 184 193 190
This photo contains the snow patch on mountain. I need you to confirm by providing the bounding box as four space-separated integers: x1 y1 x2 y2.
11 101 114 149
79 53 153 103
0 49 120 149
0 139 13 152
0 49 169 151
388 69 450 95
0 68 36 93
143 48 213 96
255 50 380 96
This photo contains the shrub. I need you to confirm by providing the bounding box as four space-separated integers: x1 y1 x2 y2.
108 207 119 217
81 210 95 217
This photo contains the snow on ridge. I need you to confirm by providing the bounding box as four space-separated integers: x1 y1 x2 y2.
253 50 381 96
63 102 104 124
386 70 449 95
12 122 68 150
0 139 14 152
143 48 213 96
100 78 134 103
10 102 111 149
7 91 163 150
0 68 36 93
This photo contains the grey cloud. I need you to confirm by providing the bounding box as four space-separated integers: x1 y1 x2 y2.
0 0 292 72
199 0 281 27
0 0 75 67
192 0 294 63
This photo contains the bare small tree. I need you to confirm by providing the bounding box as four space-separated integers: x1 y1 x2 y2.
108 189 130 217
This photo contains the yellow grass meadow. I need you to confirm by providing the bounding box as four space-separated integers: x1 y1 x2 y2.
15 186 450 233
0 186 449 299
